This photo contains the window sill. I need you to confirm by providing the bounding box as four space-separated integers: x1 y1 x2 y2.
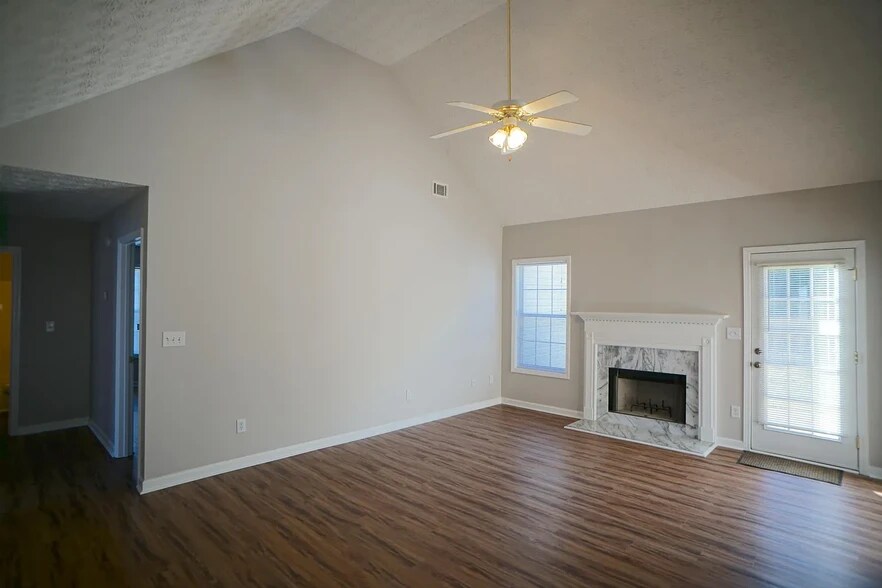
511 366 570 380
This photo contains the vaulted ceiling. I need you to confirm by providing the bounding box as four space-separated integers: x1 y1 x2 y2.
395 0 882 224
302 0 504 65
1 0 880 225
0 0 502 128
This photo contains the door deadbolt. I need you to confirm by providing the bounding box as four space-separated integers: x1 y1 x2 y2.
754 347 762 355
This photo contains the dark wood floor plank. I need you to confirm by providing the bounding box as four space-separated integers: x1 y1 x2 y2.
2 405 882 587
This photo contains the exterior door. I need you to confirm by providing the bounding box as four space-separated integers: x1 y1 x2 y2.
749 247 858 470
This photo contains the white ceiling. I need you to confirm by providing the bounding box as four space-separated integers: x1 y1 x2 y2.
302 0 504 66
1 0 880 225
0 0 330 128
0 0 502 128
0 165 144 221
395 0 882 225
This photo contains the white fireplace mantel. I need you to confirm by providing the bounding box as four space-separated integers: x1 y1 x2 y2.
573 311 729 444
572 312 728 327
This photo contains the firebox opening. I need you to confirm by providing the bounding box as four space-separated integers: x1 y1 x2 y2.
608 367 687 424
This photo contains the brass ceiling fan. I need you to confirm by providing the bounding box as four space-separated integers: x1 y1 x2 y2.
431 0 592 155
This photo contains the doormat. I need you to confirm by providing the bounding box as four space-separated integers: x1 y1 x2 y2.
737 451 843 485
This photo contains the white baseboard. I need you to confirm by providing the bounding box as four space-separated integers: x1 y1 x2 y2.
715 437 744 451
501 397 582 419
862 465 882 481
141 397 503 494
89 420 116 457
14 417 89 436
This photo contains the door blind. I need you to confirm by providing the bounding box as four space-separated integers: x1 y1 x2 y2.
759 264 846 440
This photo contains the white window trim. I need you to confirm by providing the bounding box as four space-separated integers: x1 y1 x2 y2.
511 256 572 380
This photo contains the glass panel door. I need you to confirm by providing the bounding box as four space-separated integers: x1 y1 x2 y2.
750 248 858 469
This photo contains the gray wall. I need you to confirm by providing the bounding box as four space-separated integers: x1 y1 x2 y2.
6 216 93 427
90 192 148 446
502 182 882 466
0 29 502 481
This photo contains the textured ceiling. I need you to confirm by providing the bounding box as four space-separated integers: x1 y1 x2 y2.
0 165 144 221
302 0 504 66
0 0 330 128
2 0 880 225
0 0 504 128
395 0 882 225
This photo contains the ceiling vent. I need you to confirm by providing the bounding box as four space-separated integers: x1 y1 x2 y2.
432 181 448 198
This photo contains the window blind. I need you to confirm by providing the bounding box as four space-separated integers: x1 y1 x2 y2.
514 260 568 374
759 264 845 440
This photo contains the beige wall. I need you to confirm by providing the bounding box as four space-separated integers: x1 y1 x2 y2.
6 216 93 427
0 30 502 480
502 182 882 467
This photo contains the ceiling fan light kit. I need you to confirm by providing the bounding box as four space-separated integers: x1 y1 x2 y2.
431 0 592 156
489 120 528 153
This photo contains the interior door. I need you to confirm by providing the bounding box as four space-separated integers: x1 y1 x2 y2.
749 247 858 470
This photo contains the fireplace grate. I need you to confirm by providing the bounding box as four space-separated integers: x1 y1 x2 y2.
630 399 674 420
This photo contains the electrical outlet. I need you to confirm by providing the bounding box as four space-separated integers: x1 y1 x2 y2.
236 418 247 433
162 331 186 347
405 388 412 401
45 320 55 333
726 327 742 341
730 405 741 419
470 378 476 388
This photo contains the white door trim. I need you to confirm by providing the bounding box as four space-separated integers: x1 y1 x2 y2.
135 228 146 489
742 240 869 475
0 247 22 435
113 230 145 491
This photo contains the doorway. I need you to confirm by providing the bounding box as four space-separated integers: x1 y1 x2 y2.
743 241 868 472
0 247 21 434
115 232 144 484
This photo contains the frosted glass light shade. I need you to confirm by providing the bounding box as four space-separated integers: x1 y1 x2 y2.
488 125 528 153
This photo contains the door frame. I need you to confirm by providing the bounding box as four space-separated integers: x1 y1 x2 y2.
0 246 22 435
114 230 145 488
742 240 869 474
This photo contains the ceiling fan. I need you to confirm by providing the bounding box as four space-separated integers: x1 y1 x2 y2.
431 0 592 155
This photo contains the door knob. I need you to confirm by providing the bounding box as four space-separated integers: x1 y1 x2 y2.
752 361 762 368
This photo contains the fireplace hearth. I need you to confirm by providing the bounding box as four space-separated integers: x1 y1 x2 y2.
608 367 687 425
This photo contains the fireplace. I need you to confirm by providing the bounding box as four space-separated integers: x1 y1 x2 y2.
608 367 687 424
572 312 727 451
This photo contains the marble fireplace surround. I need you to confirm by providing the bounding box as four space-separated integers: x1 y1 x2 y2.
570 312 728 454
599 346 698 428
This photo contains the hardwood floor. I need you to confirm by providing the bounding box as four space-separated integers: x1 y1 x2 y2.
2 405 882 587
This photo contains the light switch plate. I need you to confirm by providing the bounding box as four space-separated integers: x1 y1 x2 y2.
162 331 186 347
731 405 741 419
45 321 55 333
726 327 742 340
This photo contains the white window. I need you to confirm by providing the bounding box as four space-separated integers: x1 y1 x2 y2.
512 257 570 378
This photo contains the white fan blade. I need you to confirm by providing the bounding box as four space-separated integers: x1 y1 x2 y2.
521 91 578 115
528 116 593 136
447 102 503 117
431 120 496 139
